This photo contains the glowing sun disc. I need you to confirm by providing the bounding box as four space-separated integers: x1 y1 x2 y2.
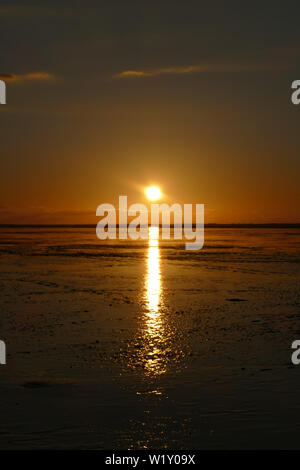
146 186 161 201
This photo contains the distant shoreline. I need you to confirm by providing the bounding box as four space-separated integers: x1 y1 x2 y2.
0 224 299 229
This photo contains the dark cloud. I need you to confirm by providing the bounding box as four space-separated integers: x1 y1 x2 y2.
114 60 287 79
0 72 54 83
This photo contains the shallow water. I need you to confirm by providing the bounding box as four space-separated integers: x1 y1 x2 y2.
0 227 300 449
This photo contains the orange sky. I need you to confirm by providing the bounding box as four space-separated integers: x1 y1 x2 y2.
1 2 300 224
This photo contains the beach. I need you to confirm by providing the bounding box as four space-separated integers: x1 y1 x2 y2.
0 226 300 449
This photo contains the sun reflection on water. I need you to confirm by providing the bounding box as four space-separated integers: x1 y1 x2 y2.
126 227 184 379
142 227 167 375
146 227 161 316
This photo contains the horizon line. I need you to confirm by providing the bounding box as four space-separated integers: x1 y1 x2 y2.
0 223 299 229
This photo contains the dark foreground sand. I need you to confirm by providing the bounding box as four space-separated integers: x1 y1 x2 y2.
0 227 299 449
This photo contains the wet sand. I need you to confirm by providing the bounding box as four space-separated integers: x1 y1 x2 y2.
0 227 300 449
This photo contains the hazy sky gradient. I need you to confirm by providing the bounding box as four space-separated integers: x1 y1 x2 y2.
1 0 300 223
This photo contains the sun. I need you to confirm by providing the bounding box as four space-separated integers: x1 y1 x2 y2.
145 185 161 201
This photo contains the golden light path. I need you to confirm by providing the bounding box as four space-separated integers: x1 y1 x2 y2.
143 226 166 375
146 227 161 315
